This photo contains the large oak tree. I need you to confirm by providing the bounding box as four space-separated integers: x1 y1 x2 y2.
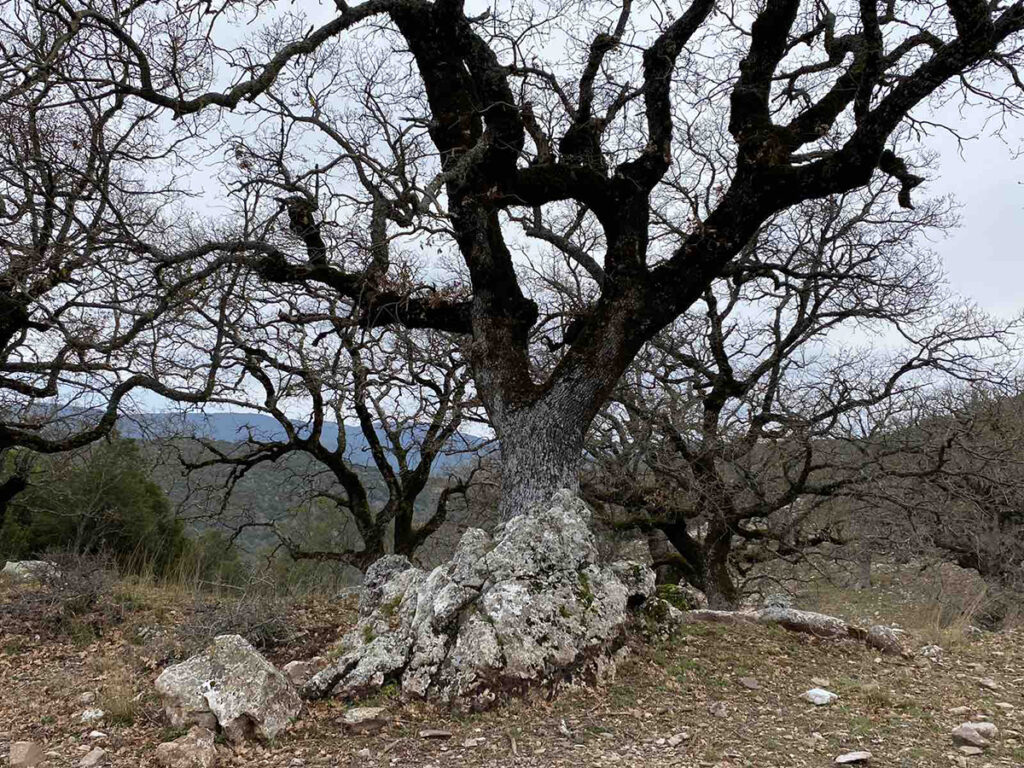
24 0 1024 518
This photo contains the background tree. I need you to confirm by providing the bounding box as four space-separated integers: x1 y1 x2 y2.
579 179 1017 607
31 0 1024 518
166 301 486 569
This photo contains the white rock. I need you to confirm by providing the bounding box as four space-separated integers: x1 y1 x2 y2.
10 742 44 768
977 677 1002 692
835 751 872 764
959 746 984 756
155 634 301 743
154 726 217 768
79 708 105 724
801 688 839 706
88 732 107 740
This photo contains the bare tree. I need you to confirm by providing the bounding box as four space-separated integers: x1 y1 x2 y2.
580 179 1017 607
0 2 231 469
170 292 485 568
15 0 1024 521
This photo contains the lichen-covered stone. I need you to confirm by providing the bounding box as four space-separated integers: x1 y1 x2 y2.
303 490 656 708
155 635 301 742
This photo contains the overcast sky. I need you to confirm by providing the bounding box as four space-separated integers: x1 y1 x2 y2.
926 108 1023 320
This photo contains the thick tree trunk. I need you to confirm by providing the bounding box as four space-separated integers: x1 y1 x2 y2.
495 401 586 522
701 520 740 609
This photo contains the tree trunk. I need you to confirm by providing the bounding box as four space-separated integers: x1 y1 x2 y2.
702 519 740 609
495 400 586 522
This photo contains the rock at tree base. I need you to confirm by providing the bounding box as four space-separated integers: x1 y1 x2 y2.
304 490 657 708
155 634 301 742
10 742 44 767
155 726 217 768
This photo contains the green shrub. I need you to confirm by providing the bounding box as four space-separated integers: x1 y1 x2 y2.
0 438 191 576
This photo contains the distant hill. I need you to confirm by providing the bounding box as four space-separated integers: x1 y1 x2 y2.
118 412 488 475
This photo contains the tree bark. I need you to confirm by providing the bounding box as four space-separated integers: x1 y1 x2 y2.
701 520 740 609
494 399 586 522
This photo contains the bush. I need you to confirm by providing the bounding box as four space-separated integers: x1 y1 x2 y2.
0 438 191 576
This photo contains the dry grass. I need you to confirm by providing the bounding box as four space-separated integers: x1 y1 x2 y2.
1 565 1022 767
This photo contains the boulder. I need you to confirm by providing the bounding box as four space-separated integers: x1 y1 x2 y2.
154 726 217 768
1 561 58 584
155 634 301 742
10 742 44 768
304 490 657 707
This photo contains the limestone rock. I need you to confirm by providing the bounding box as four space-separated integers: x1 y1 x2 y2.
801 688 838 706
303 490 657 707
154 726 217 768
1 560 58 584
155 634 301 742
10 742 44 768
738 677 760 690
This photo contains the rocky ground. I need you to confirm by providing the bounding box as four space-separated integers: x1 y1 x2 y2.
1 566 1022 768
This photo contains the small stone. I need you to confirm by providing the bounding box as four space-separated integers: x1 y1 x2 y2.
154 726 217 768
738 677 760 690
78 692 97 705
356 748 371 759
801 688 838 706
79 747 108 767
667 733 689 747
79 708 105 724
949 706 972 715
419 729 452 739
952 723 992 748
10 742 44 768
811 677 831 687
342 707 388 734
708 701 728 717
959 746 984 756
461 737 486 748
977 677 1002 692
996 702 1014 709
88 732 107 740
835 751 872 764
